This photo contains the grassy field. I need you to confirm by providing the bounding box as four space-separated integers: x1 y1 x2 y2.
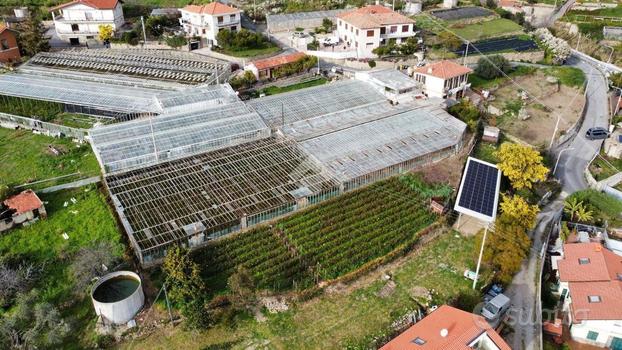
193 175 439 294
0 185 124 348
0 128 100 189
124 231 484 350
590 152 622 181
262 78 327 96
451 18 523 41
469 65 535 89
469 65 585 90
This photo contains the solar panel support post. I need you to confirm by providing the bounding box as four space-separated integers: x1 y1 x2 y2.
472 224 488 290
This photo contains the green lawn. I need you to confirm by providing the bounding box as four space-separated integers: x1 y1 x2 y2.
262 78 327 96
217 46 281 58
0 128 99 189
125 231 485 350
451 18 523 41
0 185 124 348
590 152 622 181
544 66 586 88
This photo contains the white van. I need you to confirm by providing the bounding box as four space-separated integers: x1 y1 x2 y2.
481 293 510 322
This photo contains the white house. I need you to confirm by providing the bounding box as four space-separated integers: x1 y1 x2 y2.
556 243 622 349
336 5 416 58
413 60 472 99
179 2 241 47
50 0 125 45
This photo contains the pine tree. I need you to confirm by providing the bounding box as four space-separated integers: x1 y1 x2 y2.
18 11 49 57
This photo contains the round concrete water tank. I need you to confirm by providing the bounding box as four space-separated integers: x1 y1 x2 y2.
91 271 144 325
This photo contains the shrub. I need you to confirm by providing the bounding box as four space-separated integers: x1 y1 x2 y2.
475 55 511 80
448 99 480 132
216 29 274 52
368 60 376 68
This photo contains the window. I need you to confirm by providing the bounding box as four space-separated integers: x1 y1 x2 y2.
588 295 601 303
217 16 223 23
587 331 599 341
380 27 386 35
71 24 79 31
202 28 206 34
85 12 93 20
411 337 426 345
366 30 374 37
402 25 409 32
390 26 397 33
366 42 373 46
579 258 590 265
345 23 348 30
350 26 353 32
338 20 341 26
355 42 358 48
356 29 359 35
230 14 236 21
0 39 9 50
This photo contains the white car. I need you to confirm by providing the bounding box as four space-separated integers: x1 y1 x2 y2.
320 37 339 46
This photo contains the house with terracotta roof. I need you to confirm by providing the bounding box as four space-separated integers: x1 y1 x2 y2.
244 52 306 80
0 190 47 233
0 25 21 64
179 1 241 47
556 242 622 349
49 0 124 45
413 60 473 99
380 305 511 350
336 5 416 58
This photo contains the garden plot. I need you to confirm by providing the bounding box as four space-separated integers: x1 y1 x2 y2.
486 70 585 147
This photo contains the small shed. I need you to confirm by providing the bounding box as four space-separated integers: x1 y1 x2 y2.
244 52 307 80
0 190 47 233
482 126 500 143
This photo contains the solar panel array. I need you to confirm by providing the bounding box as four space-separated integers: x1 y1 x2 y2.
28 49 229 84
457 159 500 218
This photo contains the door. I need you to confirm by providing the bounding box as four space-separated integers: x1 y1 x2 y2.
611 337 622 350
69 38 80 46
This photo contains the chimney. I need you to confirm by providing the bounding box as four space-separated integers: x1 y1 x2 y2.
440 329 448 338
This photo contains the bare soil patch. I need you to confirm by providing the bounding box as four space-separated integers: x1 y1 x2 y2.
489 71 585 147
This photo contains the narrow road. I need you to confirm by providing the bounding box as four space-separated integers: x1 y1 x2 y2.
554 55 610 194
505 53 611 350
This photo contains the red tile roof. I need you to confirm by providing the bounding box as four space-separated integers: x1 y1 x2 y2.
50 0 121 11
558 243 622 322
251 52 306 71
414 60 473 80
3 190 43 215
181 2 239 15
337 5 415 29
499 0 518 8
380 305 511 350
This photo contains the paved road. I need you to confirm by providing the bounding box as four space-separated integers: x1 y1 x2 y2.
554 55 610 194
505 53 611 350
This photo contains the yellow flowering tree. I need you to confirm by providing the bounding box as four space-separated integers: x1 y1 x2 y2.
499 194 540 229
495 143 548 190
98 24 114 42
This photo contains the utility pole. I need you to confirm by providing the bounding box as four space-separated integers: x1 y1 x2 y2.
141 16 147 44
462 41 470 65
163 283 174 323
473 224 489 290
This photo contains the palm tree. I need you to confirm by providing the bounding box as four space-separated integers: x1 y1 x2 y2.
564 198 583 221
576 205 594 224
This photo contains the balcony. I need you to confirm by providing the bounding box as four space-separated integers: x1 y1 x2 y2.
216 18 240 27
53 15 116 24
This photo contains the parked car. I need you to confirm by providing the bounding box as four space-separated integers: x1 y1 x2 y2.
586 127 610 140
481 293 510 322
320 36 339 46
292 31 306 38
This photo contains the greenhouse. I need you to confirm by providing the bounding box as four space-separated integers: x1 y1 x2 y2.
248 80 385 127
90 102 270 173
27 48 230 84
299 105 467 189
106 136 339 264
0 70 166 121
93 79 468 265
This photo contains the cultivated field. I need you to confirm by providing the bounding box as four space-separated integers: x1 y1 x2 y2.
125 231 483 350
193 175 439 293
